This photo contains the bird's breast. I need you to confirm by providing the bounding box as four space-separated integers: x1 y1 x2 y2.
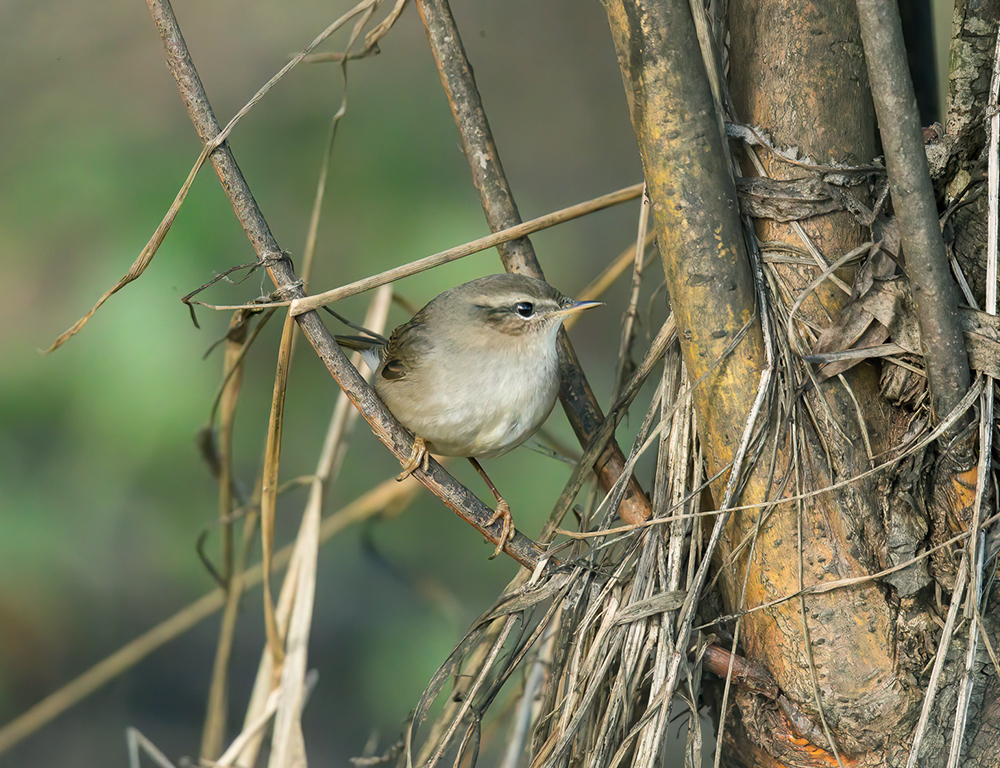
375 341 561 459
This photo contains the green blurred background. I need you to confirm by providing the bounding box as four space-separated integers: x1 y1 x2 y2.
0 1 651 765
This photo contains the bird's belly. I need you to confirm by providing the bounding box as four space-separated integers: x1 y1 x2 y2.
377 357 559 459
424 410 533 458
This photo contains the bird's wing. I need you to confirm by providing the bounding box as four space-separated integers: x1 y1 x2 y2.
379 310 437 381
379 323 413 380
335 334 386 375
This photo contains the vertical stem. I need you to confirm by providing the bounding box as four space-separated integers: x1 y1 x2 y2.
856 0 972 435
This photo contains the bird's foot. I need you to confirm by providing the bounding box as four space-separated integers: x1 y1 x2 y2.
397 436 429 481
486 498 513 559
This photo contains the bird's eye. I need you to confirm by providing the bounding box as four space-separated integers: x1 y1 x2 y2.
515 301 534 318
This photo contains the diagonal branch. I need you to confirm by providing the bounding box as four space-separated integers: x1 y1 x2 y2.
287 183 645 316
414 0 653 526
145 0 548 569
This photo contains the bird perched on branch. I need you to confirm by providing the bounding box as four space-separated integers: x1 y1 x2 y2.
338 273 601 557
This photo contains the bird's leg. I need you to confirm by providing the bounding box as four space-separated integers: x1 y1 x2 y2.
468 457 513 559
397 436 429 481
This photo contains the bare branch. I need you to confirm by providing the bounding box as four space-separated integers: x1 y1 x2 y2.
288 183 644 316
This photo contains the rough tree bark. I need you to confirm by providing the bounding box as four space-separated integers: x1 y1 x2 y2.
606 1 997 766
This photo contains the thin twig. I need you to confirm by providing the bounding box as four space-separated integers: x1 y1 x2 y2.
270 285 391 768
216 690 281 768
265 12 381 763
419 618 518 768
127 728 177 768
239 288 392 768
260 316 295 670
201 309 256 760
609 190 649 407
285 183 645 316
947 544 984 768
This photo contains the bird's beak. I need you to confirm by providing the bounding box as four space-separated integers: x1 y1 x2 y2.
551 300 603 319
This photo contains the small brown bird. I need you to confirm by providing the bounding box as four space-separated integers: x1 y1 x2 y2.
339 273 601 556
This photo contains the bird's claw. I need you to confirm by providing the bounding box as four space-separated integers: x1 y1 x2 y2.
397 436 429 481
486 499 513 559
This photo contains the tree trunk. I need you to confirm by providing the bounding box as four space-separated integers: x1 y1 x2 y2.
605 0 998 765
